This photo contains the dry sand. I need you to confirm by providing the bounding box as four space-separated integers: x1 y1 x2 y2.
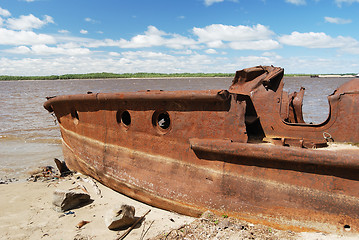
0 173 194 240
1 173 358 240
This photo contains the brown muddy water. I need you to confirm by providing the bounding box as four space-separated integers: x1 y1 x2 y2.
0 76 352 178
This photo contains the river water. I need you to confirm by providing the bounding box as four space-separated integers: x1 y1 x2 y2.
0 76 352 178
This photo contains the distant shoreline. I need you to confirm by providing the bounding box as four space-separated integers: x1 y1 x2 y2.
0 73 357 81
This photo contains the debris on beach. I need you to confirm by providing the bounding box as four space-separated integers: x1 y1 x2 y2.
151 210 297 240
0 176 18 184
83 177 102 197
27 166 58 182
52 189 91 212
105 204 137 230
116 209 151 240
26 159 73 182
54 158 72 177
76 220 91 229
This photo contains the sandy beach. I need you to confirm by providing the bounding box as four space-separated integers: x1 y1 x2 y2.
1 171 359 240
0 172 195 240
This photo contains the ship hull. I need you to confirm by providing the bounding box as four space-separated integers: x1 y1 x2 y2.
44 66 359 233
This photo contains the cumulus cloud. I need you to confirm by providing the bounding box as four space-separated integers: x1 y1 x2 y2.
0 7 11 17
4 44 91 55
204 0 224 6
4 45 32 54
0 53 216 75
324 16 352 24
58 29 70 34
285 0 306 5
205 48 218 54
235 55 275 66
193 24 279 50
121 51 175 60
6 14 54 30
80 29 88 34
335 0 359 6
84 17 98 23
193 24 275 42
228 40 281 50
0 28 56 45
52 24 281 52
278 31 358 48
85 26 197 49
172 49 194 55
109 52 121 56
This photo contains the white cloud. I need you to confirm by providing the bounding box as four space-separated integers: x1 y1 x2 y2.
193 24 279 50
335 0 359 6
4 45 32 54
4 44 91 55
206 40 225 48
0 28 56 45
85 17 98 23
0 7 11 17
85 26 197 49
193 24 275 42
32 44 91 55
262 52 282 59
6 14 54 30
57 42 82 49
324 16 352 24
109 52 121 56
285 0 306 5
121 51 175 60
205 48 218 54
51 24 280 52
58 29 70 34
228 39 281 50
204 0 224 6
235 55 275 66
80 29 88 34
278 31 358 49
171 50 194 55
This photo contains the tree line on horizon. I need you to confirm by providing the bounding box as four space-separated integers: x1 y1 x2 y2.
0 72 355 81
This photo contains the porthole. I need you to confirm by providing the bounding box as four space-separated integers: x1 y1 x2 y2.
158 112 170 129
71 109 79 120
344 225 351 231
116 110 131 127
70 109 79 125
152 111 171 133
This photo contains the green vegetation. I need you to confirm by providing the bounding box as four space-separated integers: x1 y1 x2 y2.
0 72 235 81
2 72 354 81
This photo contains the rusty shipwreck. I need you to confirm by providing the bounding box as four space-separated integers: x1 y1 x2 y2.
44 66 359 232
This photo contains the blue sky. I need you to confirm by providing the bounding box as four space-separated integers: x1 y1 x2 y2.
0 0 359 75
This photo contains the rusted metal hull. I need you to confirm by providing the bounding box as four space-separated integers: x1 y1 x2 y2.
44 66 359 233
